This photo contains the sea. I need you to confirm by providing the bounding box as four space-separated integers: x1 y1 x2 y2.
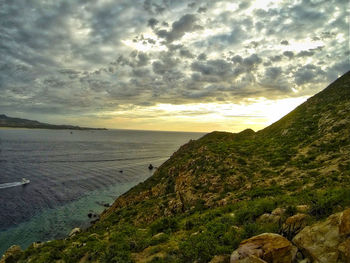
0 128 204 254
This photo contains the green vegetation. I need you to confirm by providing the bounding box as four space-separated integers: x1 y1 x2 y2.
5 72 350 262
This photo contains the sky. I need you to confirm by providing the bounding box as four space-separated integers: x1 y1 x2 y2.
0 0 349 132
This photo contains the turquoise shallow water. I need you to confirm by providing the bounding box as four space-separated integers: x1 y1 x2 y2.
0 129 203 254
0 181 136 252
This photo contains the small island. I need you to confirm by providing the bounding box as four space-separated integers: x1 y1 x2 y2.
0 114 107 130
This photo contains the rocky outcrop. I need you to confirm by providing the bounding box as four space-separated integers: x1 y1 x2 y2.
280 213 308 240
209 255 230 263
296 205 309 213
230 233 297 263
69 227 82 237
340 208 350 236
257 208 286 224
293 208 350 263
0 245 22 263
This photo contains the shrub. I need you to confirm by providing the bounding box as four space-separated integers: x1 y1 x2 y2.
235 198 276 224
285 205 297 216
309 188 350 219
246 186 283 199
179 232 218 263
150 217 179 235
242 223 261 239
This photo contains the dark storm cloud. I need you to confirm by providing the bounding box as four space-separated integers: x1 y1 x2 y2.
239 1 251 10
265 67 283 81
197 7 207 13
242 54 262 67
294 64 326 85
179 48 195 58
191 59 233 77
0 0 349 119
143 0 166 15
205 17 252 47
231 55 243 64
148 18 159 28
155 14 202 43
297 50 315 57
326 59 350 82
270 55 282 62
283 51 294 59
197 53 207 61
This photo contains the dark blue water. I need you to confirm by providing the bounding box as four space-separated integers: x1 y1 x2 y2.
0 128 203 254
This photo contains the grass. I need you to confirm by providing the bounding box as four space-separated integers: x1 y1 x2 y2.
10 72 350 263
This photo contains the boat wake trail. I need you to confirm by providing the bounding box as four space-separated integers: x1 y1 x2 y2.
0 181 26 189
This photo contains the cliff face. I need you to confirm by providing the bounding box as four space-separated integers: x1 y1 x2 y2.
4 72 350 263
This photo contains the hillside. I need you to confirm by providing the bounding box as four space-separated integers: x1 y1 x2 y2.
0 114 106 130
2 72 350 263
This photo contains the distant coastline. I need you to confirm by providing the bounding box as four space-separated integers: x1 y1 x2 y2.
0 114 107 130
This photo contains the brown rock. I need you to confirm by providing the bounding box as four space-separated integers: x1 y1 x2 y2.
293 209 350 263
238 255 267 263
0 245 22 263
271 208 285 216
230 233 297 263
257 213 280 224
32 242 43 249
340 208 350 236
296 205 309 213
338 238 350 262
69 227 82 237
285 213 307 226
281 213 308 237
209 255 230 263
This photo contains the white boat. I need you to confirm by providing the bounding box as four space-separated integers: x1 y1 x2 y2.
21 178 30 185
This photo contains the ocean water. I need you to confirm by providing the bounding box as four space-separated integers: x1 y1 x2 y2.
0 128 203 254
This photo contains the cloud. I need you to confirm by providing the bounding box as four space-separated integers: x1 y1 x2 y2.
0 0 348 126
297 50 315 57
265 67 283 81
242 54 262 67
283 51 294 59
294 64 325 85
191 59 233 77
155 14 202 43
197 7 207 13
147 18 159 28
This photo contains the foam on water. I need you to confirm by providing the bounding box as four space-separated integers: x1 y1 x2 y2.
0 181 28 189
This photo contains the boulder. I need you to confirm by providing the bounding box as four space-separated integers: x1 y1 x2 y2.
32 242 43 249
0 245 22 263
230 233 297 263
271 208 285 216
280 214 308 239
236 255 267 263
293 208 350 263
209 255 230 263
285 213 307 226
340 208 350 236
69 227 82 237
257 213 280 224
338 239 350 261
296 205 309 213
